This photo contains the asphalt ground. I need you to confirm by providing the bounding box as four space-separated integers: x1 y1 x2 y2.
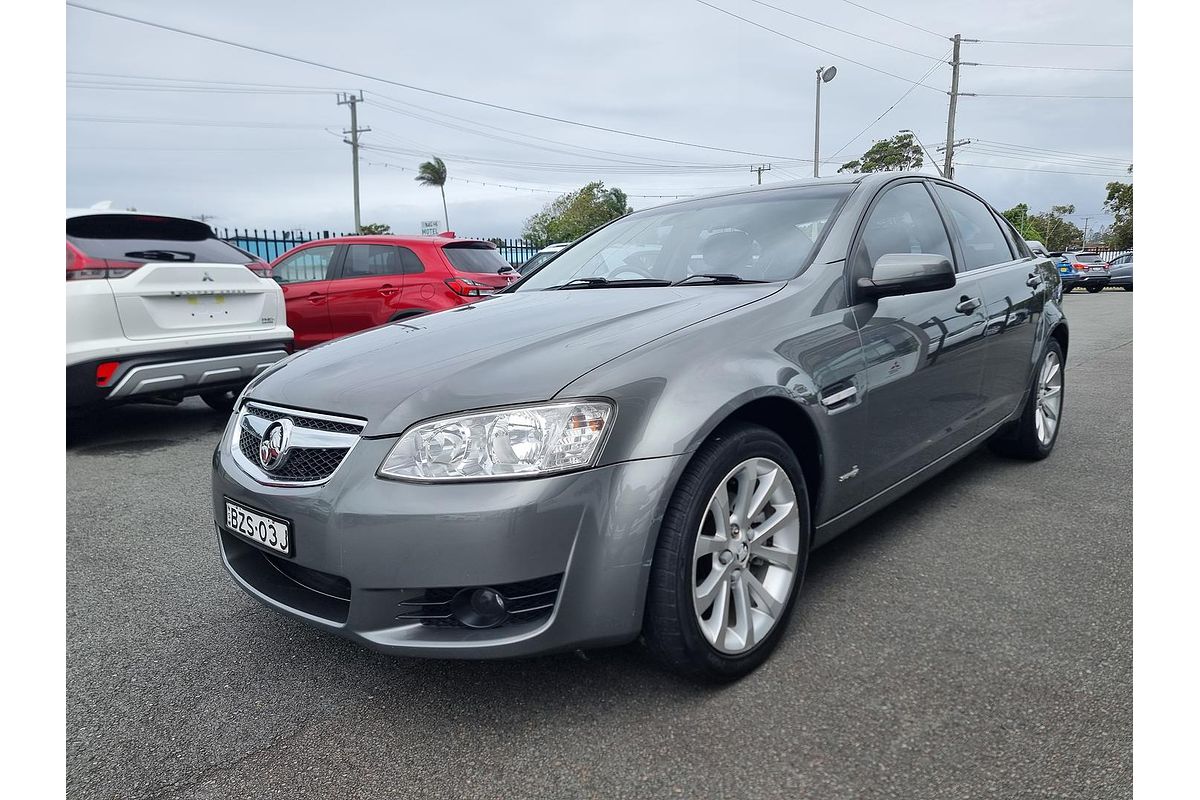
66 290 1132 799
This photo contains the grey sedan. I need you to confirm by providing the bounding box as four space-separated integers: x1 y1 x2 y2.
212 172 1067 681
1108 253 1133 290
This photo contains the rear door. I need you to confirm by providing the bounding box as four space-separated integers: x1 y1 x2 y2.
67 214 279 341
326 243 408 337
931 183 1041 427
271 244 340 349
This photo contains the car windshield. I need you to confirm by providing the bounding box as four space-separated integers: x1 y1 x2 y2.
514 185 852 291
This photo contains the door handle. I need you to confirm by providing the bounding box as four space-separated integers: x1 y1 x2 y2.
955 296 982 314
1026 272 1043 288
306 292 325 304
378 284 399 296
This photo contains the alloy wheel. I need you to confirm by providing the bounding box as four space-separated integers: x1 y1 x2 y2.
1035 350 1063 446
691 457 801 654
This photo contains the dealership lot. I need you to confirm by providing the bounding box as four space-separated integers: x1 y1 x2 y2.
66 292 1131 800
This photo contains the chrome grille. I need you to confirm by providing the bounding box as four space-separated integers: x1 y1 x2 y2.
231 401 365 486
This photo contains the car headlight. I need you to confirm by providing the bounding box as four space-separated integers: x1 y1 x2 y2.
378 400 614 481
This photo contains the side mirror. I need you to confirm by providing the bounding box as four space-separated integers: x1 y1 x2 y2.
857 253 956 300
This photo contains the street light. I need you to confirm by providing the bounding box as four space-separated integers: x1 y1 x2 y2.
814 65 837 178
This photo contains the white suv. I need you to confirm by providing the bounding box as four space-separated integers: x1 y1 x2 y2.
67 210 294 412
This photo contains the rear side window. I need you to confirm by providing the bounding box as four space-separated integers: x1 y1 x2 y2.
442 243 512 274
66 214 248 264
274 245 336 284
933 186 1015 271
344 244 403 278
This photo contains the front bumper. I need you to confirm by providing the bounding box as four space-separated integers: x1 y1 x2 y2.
212 425 684 658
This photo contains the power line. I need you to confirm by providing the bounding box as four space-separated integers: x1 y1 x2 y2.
961 144 1131 169
971 92 1132 99
972 62 1132 73
835 0 948 41
67 114 327 129
742 0 942 60
975 38 1132 48
955 161 1130 178
969 138 1131 165
827 48 952 161
690 0 945 92
65 2 810 163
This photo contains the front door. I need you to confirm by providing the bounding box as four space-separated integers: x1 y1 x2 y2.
273 244 339 349
849 180 990 501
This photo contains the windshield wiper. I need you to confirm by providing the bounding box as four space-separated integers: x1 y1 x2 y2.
551 277 672 290
124 249 196 262
672 273 764 286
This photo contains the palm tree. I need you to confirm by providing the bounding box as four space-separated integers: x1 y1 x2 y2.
415 157 449 231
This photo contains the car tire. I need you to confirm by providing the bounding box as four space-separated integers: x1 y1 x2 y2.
1123 286 1132 292
643 423 811 682
989 338 1065 461
1086 285 1104 293
200 388 240 413
1062 285 1074 293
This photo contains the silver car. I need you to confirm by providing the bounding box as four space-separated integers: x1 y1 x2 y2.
212 173 1068 680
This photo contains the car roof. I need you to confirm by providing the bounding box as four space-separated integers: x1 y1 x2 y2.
67 208 188 221
642 171 942 213
301 234 495 248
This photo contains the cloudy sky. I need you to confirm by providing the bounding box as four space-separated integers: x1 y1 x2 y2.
66 0 1132 239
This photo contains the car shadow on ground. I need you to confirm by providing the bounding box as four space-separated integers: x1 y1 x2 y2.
237 446 1006 711
66 398 231 453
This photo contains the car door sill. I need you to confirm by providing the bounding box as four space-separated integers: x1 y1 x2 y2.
813 418 1007 548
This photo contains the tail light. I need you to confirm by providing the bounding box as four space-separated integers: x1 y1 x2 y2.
245 262 273 278
1072 263 1088 273
445 277 494 297
95 361 120 387
66 241 143 281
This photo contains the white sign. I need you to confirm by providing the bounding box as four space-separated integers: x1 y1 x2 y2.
421 220 441 236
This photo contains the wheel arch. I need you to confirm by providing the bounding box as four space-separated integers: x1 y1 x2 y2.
388 309 431 322
1049 319 1069 361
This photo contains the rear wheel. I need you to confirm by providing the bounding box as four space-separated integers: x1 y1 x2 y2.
1062 285 1074 294
1086 285 1104 293
989 339 1064 460
200 388 239 413
643 423 810 682
1123 286 1133 292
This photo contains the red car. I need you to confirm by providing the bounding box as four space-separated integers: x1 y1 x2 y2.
269 233 517 348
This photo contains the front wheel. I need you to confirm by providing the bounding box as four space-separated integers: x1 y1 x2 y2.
989 339 1065 460
643 423 810 682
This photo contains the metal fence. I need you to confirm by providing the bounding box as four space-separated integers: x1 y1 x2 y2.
216 228 540 266
217 228 351 262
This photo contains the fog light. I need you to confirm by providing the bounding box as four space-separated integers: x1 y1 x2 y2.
451 587 509 628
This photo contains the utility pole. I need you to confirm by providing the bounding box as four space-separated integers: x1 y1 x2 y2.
813 65 837 178
942 34 977 181
337 92 370 234
1081 216 1091 245
751 164 772 185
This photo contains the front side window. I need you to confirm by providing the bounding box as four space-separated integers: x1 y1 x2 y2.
934 185 1015 271
515 185 852 291
274 245 336 285
851 182 954 286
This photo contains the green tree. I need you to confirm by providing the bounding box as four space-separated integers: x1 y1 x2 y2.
522 181 633 246
414 157 449 231
1104 181 1132 249
1001 203 1042 240
358 222 392 235
1024 204 1083 251
838 132 923 174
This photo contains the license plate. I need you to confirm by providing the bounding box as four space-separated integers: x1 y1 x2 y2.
224 499 291 555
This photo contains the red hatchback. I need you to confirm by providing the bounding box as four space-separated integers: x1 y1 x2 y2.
269 233 517 348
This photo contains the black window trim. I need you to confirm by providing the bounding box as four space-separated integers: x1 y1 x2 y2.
332 242 418 281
